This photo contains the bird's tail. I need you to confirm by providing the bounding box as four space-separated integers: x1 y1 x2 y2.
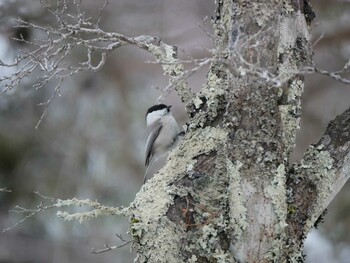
143 157 156 184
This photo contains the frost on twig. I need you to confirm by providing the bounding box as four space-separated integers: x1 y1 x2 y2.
0 191 129 233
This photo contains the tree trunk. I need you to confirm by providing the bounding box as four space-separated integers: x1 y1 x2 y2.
130 1 350 262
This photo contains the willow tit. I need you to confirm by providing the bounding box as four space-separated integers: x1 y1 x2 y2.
143 104 180 183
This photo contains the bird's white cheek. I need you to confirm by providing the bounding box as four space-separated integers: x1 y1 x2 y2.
146 111 163 126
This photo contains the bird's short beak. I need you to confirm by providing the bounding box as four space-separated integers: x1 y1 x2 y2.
167 105 172 110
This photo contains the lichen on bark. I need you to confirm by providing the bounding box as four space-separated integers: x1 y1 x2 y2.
130 1 350 262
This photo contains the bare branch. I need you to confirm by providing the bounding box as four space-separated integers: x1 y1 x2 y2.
35 79 62 129
0 0 194 121
96 0 109 27
312 32 325 48
115 233 128 242
91 240 132 254
197 16 215 44
304 66 350 85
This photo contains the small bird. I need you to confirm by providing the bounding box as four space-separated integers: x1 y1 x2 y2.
144 104 180 183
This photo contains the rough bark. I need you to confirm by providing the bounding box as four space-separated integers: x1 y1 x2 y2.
129 1 349 262
287 107 350 260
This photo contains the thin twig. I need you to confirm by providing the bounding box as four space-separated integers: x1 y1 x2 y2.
304 66 350 85
197 16 215 44
96 0 109 27
312 32 324 48
1 0 193 122
35 79 63 129
91 240 132 254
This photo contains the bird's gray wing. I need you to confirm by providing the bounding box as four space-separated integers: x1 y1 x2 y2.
145 121 163 166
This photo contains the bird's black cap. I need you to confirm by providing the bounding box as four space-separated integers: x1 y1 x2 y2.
146 104 171 116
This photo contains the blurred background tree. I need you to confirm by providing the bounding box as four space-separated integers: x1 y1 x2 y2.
0 0 349 262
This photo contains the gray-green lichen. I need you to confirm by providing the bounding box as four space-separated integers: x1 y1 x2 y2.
278 13 310 76
132 218 185 262
282 1 296 15
227 159 247 236
253 2 277 27
188 65 229 129
188 254 198 263
340 152 350 182
264 164 287 228
277 12 310 159
295 145 336 231
130 0 328 262
55 198 127 223
140 36 192 104
213 0 233 49
130 126 228 262
185 211 234 262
